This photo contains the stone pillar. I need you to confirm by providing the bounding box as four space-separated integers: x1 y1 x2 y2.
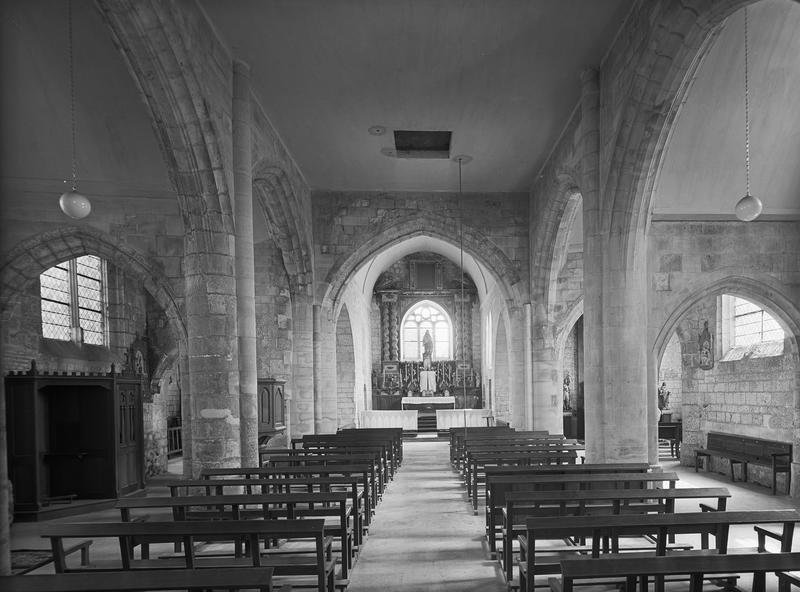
580 68 604 460
531 306 563 434
233 60 258 467
523 303 534 429
184 236 242 477
580 68 649 463
507 306 529 429
292 295 315 435
313 305 338 434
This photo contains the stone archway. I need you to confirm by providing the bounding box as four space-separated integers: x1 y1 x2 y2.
653 276 800 497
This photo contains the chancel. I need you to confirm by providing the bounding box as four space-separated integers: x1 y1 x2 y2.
1 0 799 589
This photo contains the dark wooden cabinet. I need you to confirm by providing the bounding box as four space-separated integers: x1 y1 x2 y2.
5 361 144 519
257 378 286 444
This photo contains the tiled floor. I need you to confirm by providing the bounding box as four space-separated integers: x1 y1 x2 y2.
8 439 800 590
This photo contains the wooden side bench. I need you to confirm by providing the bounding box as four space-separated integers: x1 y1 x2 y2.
695 431 791 494
553 552 800 592
0 567 275 592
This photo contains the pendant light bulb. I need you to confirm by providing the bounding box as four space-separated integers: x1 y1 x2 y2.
59 190 92 219
735 193 762 222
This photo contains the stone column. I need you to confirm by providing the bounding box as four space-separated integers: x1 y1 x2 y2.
184 235 242 477
313 304 338 433
507 306 529 429
531 305 563 434
523 303 534 429
233 60 258 467
292 295 315 435
580 68 649 463
580 68 604 459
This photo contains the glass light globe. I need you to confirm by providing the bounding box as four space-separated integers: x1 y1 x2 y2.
59 190 91 219
734 193 762 222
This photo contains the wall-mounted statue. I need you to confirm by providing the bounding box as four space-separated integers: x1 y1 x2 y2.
563 373 572 411
699 320 714 370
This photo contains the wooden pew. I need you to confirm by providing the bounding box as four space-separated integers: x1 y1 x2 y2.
201 464 376 515
451 429 551 470
296 431 402 476
115 492 353 580
518 509 800 592
484 471 679 556
695 431 792 495
263 449 387 495
500 486 732 582
163 475 368 548
466 449 579 512
0 567 275 592
40 519 333 591
265 454 384 506
553 552 800 592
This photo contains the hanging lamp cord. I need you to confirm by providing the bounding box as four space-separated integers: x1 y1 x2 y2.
458 158 468 429
68 0 78 191
743 7 751 197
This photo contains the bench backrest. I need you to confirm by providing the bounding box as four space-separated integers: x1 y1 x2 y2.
706 431 791 462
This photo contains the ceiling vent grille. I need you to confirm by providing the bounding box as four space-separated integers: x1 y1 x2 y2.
393 130 451 159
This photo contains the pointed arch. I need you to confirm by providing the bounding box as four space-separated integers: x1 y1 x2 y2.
0 226 186 347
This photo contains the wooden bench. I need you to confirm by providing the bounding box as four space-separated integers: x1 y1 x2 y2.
202 464 376 515
466 448 579 512
116 492 353 580
484 471 679 556
40 519 332 591
695 431 792 494
0 567 275 592
163 475 368 549
295 432 401 476
265 454 384 506
500 486 731 582
552 552 800 592
518 509 800 592
778 570 800 592
11 539 92 575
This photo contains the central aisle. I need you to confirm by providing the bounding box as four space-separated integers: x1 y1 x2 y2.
346 437 506 591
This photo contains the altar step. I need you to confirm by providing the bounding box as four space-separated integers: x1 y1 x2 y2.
417 414 438 432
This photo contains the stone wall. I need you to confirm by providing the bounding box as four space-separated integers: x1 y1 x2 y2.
648 220 799 494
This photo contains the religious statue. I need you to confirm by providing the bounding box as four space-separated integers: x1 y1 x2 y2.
699 320 714 370
563 373 572 411
422 329 433 360
657 382 671 410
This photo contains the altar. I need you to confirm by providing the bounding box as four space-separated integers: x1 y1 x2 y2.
401 396 456 409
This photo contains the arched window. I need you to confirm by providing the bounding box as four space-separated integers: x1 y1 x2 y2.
719 294 784 360
40 255 107 345
400 300 452 361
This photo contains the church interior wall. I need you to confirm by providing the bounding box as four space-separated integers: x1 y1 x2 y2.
670 295 795 492
648 220 800 492
0 255 177 477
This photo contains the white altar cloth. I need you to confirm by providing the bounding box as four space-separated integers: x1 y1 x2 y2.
401 396 456 409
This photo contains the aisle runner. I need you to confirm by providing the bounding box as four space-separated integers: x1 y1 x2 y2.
346 439 506 591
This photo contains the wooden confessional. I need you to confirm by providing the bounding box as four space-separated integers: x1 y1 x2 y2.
5 360 144 520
